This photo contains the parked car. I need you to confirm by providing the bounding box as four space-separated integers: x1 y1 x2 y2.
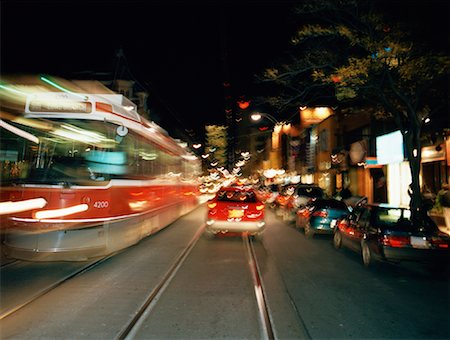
295 198 350 238
254 184 279 205
206 187 265 236
333 203 450 267
277 184 325 221
274 184 297 217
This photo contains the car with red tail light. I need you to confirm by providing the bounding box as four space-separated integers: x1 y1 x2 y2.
333 203 450 268
295 198 350 238
205 187 265 236
276 184 324 221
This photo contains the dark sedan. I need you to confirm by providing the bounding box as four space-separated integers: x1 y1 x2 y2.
333 203 450 267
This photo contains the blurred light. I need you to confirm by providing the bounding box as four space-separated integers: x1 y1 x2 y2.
263 169 277 179
129 200 150 211
291 175 301 184
0 198 47 215
40 76 86 100
182 154 198 161
140 152 157 160
251 113 262 121
0 84 28 96
193 143 202 149
238 100 250 110
0 119 39 144
34 203 88 219
413 149 418 157
424 117 430 124
53 124 111 145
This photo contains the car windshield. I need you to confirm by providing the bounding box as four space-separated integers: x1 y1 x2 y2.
217 190 257 203
296 186 324 198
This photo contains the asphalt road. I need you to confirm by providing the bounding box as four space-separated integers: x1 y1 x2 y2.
1 205 449 339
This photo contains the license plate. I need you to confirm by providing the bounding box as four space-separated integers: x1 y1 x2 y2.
228 210 244 218
410 236 430 249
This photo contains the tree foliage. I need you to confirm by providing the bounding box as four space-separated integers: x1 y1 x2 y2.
205 125 228 167
261 0 450 222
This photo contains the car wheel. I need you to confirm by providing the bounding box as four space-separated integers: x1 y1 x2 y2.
333 230 342 249
361 240 373 267
304 222 314 239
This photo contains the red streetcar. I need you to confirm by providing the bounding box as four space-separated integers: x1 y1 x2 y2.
0 91 201 260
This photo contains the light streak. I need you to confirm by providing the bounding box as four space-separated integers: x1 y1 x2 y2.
0 119 40 144
0 198 47 215
34 203 89 219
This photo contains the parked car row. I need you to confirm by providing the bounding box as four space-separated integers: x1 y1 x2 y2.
206 182 449 269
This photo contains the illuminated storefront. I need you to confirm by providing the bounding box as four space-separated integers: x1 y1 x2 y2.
376 131 411 206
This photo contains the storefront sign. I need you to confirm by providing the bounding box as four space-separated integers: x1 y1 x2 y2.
376 130 405 165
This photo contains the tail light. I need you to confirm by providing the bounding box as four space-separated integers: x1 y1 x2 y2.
208 202 217 209
337 219 348 229
337 219 350 233
382 235 410 248
256 203 265 211
298 209 310 218
312 210 328 218
430 237 449 248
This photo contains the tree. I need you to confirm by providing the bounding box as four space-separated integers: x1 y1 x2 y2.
261 0 450 224
205 125 228 169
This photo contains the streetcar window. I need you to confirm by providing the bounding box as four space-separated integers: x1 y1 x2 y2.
1 116 200 186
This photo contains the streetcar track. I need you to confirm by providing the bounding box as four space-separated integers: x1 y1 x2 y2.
243 233 275 340
117 223 206 340
0 254 114 320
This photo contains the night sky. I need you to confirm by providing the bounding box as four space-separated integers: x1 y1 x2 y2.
1 0 448 142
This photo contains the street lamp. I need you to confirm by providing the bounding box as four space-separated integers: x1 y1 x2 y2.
251 112 280 125
250 112 293 171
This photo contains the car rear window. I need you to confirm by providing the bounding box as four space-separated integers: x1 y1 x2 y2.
315 199 348 210
374 208 414 230
217 190 257 203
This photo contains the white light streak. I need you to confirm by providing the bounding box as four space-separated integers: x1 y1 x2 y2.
0 119 39 144
0 198 47 215
34 203 88 219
